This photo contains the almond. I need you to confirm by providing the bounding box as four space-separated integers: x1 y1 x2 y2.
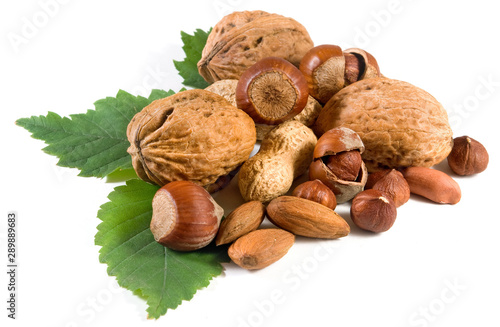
266 196 350 239
215 201 265 246
228 229 295 270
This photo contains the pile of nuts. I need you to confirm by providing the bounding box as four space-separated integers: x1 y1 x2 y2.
129 10 489 270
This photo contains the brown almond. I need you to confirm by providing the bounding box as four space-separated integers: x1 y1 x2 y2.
401 167 461 204
228 229 295 270
266 196 350 239
215 201 265 246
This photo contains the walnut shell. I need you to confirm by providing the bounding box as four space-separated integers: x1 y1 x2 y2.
314 78 453 171
198 10 314 84
127 89 256 189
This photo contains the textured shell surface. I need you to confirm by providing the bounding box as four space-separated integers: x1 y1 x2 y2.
314 78 453 171
198 10 314 84
238 120 317 202
127 89 256 188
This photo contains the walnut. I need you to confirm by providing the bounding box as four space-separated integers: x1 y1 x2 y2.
126 89 256 190
314 78 453 171
198 10 314 84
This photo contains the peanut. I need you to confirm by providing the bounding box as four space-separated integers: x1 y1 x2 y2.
238 120 317 202
401 167 461 204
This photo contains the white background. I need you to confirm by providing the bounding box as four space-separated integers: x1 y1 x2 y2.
1 0 500 326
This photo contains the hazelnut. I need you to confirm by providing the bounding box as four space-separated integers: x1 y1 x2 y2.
150 181 224 251
236 57 309 125
350 189 397 233
447 136 489 176
366 169 410 207
308 127 368 203
291 179 337 210
325 150 363 181
299 45 381 104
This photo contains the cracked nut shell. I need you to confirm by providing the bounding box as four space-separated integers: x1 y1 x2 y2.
308 127 368 203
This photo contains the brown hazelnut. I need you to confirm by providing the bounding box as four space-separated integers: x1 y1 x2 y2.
299 44 381 104
365 170 390 189
308 127 368 203
447 136 489 176
325 150 363 181
350 189 397 233
236 56 309 125
366 169 410 207
150 181 224 251
291 179 337 210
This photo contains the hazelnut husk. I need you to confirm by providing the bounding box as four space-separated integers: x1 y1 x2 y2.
308 127 368 203
350 189 397 233
447 136 489 176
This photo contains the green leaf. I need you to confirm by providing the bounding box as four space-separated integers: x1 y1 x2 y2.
173 28 212 89
16 89 175 178
95 179 229 319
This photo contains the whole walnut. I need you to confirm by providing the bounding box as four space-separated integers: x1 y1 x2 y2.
314 78 453 171
198 10 314 84
127 89 256 191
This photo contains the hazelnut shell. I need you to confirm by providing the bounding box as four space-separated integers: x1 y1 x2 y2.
292 179 337 210
309 157 368 204
344 48 381 80
313 126 365 158
309 127 367 203
150 181 224 251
